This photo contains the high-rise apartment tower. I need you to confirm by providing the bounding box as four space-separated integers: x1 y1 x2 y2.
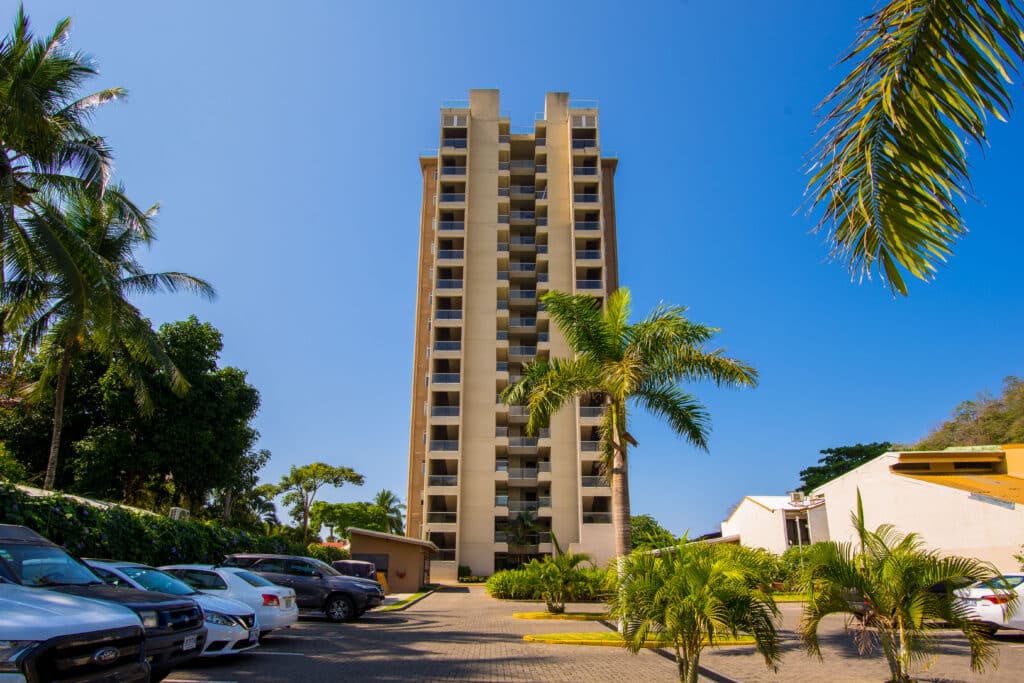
406 90 619 580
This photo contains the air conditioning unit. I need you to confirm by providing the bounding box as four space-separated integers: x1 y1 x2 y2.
788 491 805 504
168 507 190 521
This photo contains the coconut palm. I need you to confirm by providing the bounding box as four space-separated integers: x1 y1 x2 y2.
609 541 781 683
800 493 1004 682
806 1 1024 295
502 288 757 558
0 7 125 303
2 187 214 489
373 489 405 535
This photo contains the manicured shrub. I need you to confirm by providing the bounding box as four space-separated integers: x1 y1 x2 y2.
486 565 610 601
306 543 349 563
457 564 472 578
457 575 488 583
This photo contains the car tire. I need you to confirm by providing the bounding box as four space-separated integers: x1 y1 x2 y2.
326 595 356 622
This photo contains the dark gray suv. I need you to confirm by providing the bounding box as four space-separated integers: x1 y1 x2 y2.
219 554 384 622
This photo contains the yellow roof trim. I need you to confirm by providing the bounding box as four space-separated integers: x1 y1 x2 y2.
893 472 1024 505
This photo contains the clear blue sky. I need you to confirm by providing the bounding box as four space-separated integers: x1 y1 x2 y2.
10 1 1023 536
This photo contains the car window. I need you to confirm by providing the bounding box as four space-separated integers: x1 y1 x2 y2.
2 546 100 587
286 560 320 578
173 569 227 590
233 570 275 587
220 556 256 568
121 566 196 596
974 576 1024 590
90 566 123 586
254 558 286 573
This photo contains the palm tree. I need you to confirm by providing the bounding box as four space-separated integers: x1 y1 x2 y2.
502 288 757 558
505 509 540 568
806 1 1024 295
2 187 214 489
0 7 125 308
800 493 1003 682
609 542 781 683
373 489 405 535
524 532 594 614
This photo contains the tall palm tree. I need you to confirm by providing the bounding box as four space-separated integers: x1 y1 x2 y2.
0 6 125 309
609 542 781 683
2 187 214 489
503 288 757 558
806 1 1024 295
373 489 405 535
800 493 1003 682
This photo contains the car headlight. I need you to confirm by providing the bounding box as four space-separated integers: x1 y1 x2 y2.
0 640 39 672
137 609 160 629
205 611 235 627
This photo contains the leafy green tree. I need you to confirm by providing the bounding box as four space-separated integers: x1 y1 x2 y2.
275 463 364 541
522 533 594 614
503 288 757 558
373 489 405 534
610 542 781 683
801 493 1002 682
631 514 678 551
2 188 213 490
806 1 1024 295
310 500 387 539
504 509 540 568
799 442 893 492
915 376 1024 448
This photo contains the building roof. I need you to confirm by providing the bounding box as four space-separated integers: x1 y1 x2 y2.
745 496 826 513
347 527 439 551
893 472 1024 505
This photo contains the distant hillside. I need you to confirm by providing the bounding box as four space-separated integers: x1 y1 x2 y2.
915 376 1024 449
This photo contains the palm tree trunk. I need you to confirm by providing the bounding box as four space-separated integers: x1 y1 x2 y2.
610 402 631 558
43 341 74 490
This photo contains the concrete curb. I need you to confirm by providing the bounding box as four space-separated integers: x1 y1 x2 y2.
377 587 439 612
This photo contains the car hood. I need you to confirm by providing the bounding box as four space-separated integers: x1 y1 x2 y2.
0 584 141 638
50 584 198 610
192 592 254 617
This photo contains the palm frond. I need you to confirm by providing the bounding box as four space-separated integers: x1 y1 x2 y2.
632 381 710 449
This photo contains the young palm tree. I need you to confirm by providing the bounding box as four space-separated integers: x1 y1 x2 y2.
2 187 214 489
806 1 1024 295
800 493 1004 682
502 288 757 558
505 509 540 568
524 532 594 614
373 489 406 535
609 542 781 683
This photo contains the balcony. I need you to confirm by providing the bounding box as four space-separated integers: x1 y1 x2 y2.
509 436 539 448
509 317 537 328
495 531 552 545
510 185 535 197
435 309 462 320
499 161 510 172
537 332 550 342
497 242 509 252
497 271 509 281
498 187 510 197
432 372 461 384
537 217 548 227
442 138 468 149
438 221 465 231
583 512 612 524
535 189 548 200
494 495 509 508
427 511 458 523
499 135 510 144
431 406 459 417
511 210 535 222
576 280 604 290
509 346 537 357
535 164 547 174
436 279 463 289
580 406 605 418
497 300 509 311
580 441 601 452
509 262 536 273
575 221 601 231
510 290 537 300
496 330 509 341
437 250 464 261
573 194 599 203
509 405 530 418
508 500 539 512
535 138 546 147
536 244 548 254
510 160 534 172
495 427 509 438
572 138 597 149
428 475 458 487
536 273 549 284
582 475 608 488
508 468 538 481
435 549 456 561
429 440 459 451
573 166 599 176
496 361 509 372
440 193 466 203
511 236 536 246
441 166 467 176
576 250 601 260
498 214 510 224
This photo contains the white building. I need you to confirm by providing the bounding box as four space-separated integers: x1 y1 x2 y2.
719 493 829 555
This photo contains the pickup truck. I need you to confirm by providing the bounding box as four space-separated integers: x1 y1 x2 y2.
0 524 206 681
0 582 150 683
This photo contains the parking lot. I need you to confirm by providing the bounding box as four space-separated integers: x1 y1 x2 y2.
166 587 1024 683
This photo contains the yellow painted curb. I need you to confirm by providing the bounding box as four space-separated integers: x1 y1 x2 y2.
513 612 608 621
523 633 756 647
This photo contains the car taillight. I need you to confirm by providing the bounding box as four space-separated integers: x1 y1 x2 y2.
981 594 1012 605
262 594 280 607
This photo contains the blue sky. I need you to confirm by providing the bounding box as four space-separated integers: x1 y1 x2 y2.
9 1 1023 536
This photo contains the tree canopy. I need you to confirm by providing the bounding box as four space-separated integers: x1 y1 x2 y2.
915 376 1024 449
631 513 678 551
275 462 364 541
798 442 893 492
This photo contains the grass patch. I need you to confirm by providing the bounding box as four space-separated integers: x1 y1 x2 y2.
524 632 756 647
513 611 608 621
377 588 435 611
769 592 809 602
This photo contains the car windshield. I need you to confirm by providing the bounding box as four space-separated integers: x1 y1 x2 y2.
307 558 341 576
121 566 196 596
233 570 275 587
0 546 101 587
971 575 1024 590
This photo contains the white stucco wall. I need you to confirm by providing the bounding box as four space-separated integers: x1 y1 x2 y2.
721 499 789 555
807 504 830 544
815 454 1023 572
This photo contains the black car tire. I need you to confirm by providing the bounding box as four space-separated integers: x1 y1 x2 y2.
326 595 356 622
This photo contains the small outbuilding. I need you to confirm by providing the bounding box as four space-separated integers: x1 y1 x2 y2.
720 493 828 554
346 527 438 594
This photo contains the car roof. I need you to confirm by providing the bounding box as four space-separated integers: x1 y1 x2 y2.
0 524 61 547
84 559 149 569
225 554 298 560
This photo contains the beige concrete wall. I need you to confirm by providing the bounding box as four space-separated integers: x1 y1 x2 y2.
720 499 788 554
349 535 431 594
816 454 1024 572
807 504 830 544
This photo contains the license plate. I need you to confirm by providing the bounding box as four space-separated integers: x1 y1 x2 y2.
183 634 197 651
249 628 259 642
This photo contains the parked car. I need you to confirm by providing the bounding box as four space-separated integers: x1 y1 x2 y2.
0 525 206 681
86 560 260 657
0 582 150 683
332 559 378 582
954 574 1024 635
161 564 298 637
220 554 385 622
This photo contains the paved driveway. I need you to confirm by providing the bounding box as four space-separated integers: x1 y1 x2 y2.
167 587 1024 683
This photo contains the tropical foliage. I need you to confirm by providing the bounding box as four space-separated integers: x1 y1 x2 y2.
485 565 610 602
609 542 781 683
806 0 1024 295
631 513 678 551
799 442 893 492
373 489 405 534
520 534 594 614
915 375 1024 448
274 462 365 540
800 493 1002 682
503 288 757 557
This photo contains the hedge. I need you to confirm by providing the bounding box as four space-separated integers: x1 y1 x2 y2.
486 566 610 601
0 482 307 566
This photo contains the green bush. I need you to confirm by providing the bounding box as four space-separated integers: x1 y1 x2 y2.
0 483 306 565
486 565 610 601
457 564 472 578
306 543 350 563
457 575 488 583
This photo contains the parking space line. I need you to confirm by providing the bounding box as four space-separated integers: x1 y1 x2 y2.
247 650 308 656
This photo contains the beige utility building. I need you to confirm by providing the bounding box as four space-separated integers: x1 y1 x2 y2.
405 90 620 580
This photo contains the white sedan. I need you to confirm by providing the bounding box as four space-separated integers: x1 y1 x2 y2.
161 564 298 636
86 559 260 657
954 574 1024 634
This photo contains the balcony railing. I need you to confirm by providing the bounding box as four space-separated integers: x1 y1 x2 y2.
427 511 458 523
498 187 510 197
539 496 552 508
508 500 539 512
436 279 463 289
510 290 537 299
576 250 601 260
509 406 530 417
582 476 608 487
433 341 461 351
497 300 509 310
511 185 535 195
510 160 534 170
511 210 535 220
499 135 510 144
535 138 546 147
583 512 612 524
573 166 599 176
538 428 551 439
509 346 537 356
508 468 538 480
509 436 539 448
576 221 600 231
539 461 551 472
509 374 524 384
576 280 604 290
499 161 510 171
574 194 599 203
438 221 464 231
442 138 468 149
495 531 552 545
537 332 550 342
495 495 509 507
440 193 466 202
571 138 597 149
435 309 462 320
537 244 548 254
497 271 509 281
510 318 537 327
580 406 605 417
497 242 509 252
438 250 464 260
580 441 601 451
431 406 459 417
537 217 548 227
535 189 548 200
428 475 458 487
432 373 460 384
429 440 459 451
511 236 536 246
495 428 509 438
434 549 456 561
498 214 510 224
537 273 549 284
496 330 509 341
510 263 536 272
441 166 467 175
496 361 508 372
536 164 547 173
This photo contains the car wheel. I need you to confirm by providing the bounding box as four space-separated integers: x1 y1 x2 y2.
326 595 355 622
